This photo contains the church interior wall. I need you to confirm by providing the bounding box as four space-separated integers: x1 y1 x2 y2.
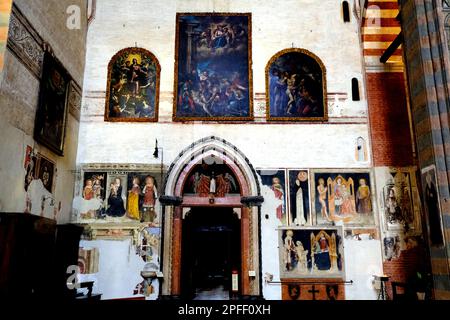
0 0 88 223
0 0 448 302
75 0 383 300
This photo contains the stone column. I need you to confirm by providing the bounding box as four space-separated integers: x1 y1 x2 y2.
399 0 450 299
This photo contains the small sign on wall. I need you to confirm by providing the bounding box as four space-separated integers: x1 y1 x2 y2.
232 270 239 292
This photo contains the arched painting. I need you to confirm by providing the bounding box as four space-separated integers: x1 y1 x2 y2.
105 47 160 122
266 48 327 121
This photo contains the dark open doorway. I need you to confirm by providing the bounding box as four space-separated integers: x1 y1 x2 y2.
181 207 241 300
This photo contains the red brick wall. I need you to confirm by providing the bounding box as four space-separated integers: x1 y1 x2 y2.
382 245 428 299
367 72 414 166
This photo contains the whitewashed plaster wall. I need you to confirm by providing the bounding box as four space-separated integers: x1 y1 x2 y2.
78 0 369 170
78 0 381 300
79 239 155 300
0 0 88 223
344 238 383 300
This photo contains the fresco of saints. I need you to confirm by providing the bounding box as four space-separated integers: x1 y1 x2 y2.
141 176 158 223
317 178 329 220
127 176 141 220
284 230 296 271
333 177 356 216
313 235 331 271
271 177 285 222
106 178 126 217
356 178 372 213
385 187 403 224
295 241 309 273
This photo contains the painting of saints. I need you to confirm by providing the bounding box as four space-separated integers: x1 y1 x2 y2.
258 169 287 224
127 176 141 220
385 186 403 225
315 172 373 225
142 176 158 223
332 177 355 216
356 178 372 213
279 228 344 279
83 179 94 200
295 241 309 273
289 170 309 226
313 234 331 271
79 172 106 219
266 49 327 121
92 175 104 200
283 230 296 271
106 177 126 217
317 178 329 221
105 47 160 122
272 177 285 222
174 13 252 121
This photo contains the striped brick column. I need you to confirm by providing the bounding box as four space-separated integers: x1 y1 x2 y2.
361 0 429 299
0 0 12 72
400 0 450 299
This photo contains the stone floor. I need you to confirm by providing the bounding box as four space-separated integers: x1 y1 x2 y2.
193 285 230 300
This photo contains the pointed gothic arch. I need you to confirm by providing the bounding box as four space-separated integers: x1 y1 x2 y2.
160 137 263 298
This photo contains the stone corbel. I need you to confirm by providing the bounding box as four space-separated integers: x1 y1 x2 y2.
159 195 183 206
241 196 264 208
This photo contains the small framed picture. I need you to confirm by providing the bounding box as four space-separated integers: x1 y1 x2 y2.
36 154 56 193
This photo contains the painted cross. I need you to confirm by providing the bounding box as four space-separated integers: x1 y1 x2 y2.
308 285 320 300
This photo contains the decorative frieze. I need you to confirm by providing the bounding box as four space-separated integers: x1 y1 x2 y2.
7 4 44 78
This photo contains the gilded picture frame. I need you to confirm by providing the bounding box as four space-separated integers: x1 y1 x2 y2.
265 48 328 122
104 47 161 122
173 12 254 122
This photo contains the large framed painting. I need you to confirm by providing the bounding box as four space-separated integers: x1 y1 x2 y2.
173 13 253 121
287 169 311 226
105 47 160 122
34 51 71 156
278 227 344 279
311 170 375 226
421 165 445 247
257 169 288 225
266 48 327 121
